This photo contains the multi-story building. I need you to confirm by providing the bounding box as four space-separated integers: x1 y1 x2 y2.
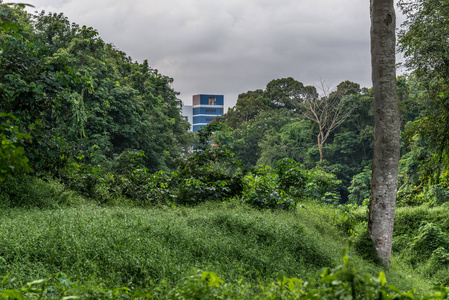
182 94 224 132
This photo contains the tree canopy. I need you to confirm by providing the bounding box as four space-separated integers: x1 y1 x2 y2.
0 5 193 175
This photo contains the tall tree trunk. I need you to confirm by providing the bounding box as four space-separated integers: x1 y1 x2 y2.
368 0 400 267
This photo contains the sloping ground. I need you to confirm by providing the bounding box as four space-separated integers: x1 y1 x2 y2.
0 202 342 287
0 201 436 297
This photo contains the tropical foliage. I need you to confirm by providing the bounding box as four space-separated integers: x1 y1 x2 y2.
2 0 449 297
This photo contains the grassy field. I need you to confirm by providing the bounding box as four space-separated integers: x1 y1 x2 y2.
0 202 340 287
0 200 434 296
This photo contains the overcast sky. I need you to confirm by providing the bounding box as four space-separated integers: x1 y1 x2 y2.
26 0 406 110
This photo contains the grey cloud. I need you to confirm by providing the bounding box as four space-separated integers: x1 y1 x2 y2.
27 0 405 109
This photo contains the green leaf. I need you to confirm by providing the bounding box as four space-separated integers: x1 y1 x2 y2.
379 271 386 286
0 289 25 300
343 255 349 267
1 21 19 32
386 284 402 293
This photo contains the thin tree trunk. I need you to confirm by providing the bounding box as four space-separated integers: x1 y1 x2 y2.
317 134 323 162
368 0 400 267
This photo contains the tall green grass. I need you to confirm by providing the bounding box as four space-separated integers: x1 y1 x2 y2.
0 202 342 289
0 201 433 294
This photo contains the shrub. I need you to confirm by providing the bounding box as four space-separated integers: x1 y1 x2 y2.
275 158 307 198
63 159 119 203
425 184 449 206
334 203 366 234
397 184 449 208
422 247 449 278
172 124 244 205
396 185 423 207
0 175 85 208
58 150 174 206
348 166 371 205
241 165 295 210
0 113 33 181
407 223 449 265
304 167 342 204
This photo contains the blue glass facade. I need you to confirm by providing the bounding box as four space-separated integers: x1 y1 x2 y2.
192 94 224 132
193 107 223 115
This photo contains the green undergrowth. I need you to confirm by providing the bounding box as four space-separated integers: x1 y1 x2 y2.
0 201 433 297
0 202 340 289
391 204 449 286
0 175 89 209
1 255 447 299
348 203 449 288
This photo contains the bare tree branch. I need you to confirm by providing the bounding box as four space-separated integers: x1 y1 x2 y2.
292 80 357 162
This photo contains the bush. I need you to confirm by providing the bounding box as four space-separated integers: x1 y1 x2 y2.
241 160 342 209
172 124 244 205
0 175 85 208
396 185 423 207
241 165 295 210
397 184 449 208
275 158 307 198
57 150 174 206
304 167 342 204
348 166 371 205
422 247 449 279
425 184 449 206
63 159 121 203
334 203 366 234
406 223 449 265
0 113 32 181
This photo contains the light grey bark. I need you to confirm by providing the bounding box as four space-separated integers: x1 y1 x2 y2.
368 0 400 267
299 82 356 162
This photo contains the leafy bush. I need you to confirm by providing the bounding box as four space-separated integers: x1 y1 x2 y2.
425 184 449 206
334 203 367 234
348 166 371 205
397 184 449 207
139 170 175 205
56 149 173 206
0 175 85 208
0 113 32 181
396 185 423 207
304 167 342 204
241 160 342 209
110 150 173 206
406 223 449 265
17 123 343 209
275 158 307 198
172 124 244 205
422 247 449 280
241 165 295 210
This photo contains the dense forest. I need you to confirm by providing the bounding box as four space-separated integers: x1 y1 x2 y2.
212 75 431 206
2 0 449 298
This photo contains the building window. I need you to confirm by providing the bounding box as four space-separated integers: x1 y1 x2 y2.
220 108 223 114
208 97 216 105
206 117 215 122
205 108 216 113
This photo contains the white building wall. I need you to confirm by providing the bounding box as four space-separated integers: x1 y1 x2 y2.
181 105 193 131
